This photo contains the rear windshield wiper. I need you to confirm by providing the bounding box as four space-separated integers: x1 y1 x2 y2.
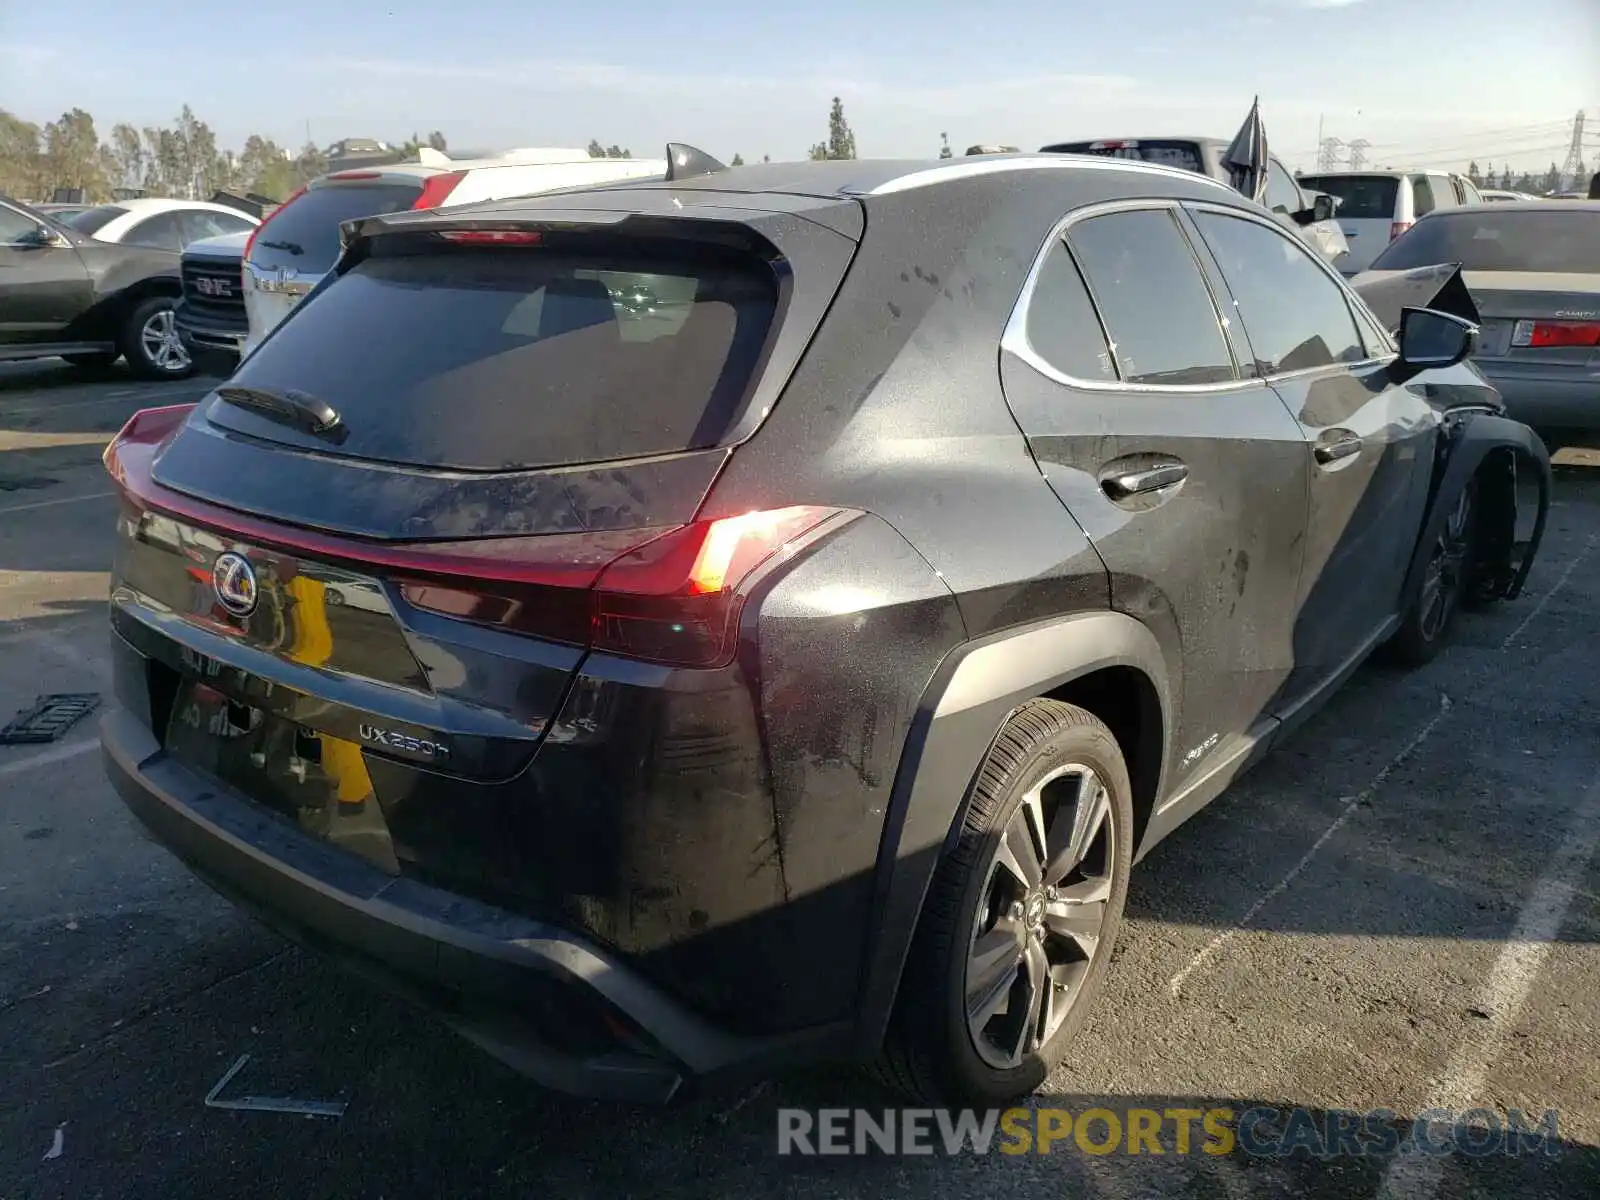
258 239 303 255
215 385 346 441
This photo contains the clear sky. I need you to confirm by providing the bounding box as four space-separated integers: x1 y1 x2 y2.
5 0 1598 173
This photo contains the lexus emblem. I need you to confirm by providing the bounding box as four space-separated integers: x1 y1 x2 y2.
212 552 258 617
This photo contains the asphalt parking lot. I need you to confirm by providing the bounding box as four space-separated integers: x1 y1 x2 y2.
1 358 1597 1200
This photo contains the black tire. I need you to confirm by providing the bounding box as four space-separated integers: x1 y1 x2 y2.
118 295 192 381
62 351 118 369
874 698 1134 1106
1384 480 1478 667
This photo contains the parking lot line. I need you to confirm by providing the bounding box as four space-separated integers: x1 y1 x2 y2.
0 490 115 516
1373 773 1600 1200
0 737 97 779
1500 533 1596 649
1167 691 1454 996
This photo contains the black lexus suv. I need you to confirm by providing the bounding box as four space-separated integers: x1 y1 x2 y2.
100 149 1551 1107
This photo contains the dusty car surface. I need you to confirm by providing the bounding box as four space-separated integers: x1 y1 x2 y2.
100 148 1550 1108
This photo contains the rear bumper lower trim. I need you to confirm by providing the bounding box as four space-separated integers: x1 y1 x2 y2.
101 706 822 1102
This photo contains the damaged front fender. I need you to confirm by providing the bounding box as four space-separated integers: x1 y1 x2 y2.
1404 411 1552 609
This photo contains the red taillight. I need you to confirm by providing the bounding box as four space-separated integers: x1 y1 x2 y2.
243 184 305 261
412 171 466 210
103 414 843 669
437 229 543 245
1389 221 1413 241
1511 319 1600 349
399 507 842 668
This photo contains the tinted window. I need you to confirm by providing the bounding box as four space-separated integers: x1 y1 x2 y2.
1264 160 1302 214
60 205 124 236
0 203 39 242
248 181 422 273
1297 175 1399 220
1194 212 1366 375
180 209 254 245
1370 210 1600 273
211 244 776 471
1023 240 1117 382
1042 140 1206 175
124 212 184 251
1067 209 1235 386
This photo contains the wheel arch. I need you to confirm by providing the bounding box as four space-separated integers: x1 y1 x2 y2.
852 609 1174 1054
1404 412 1552 608
71 275 184 343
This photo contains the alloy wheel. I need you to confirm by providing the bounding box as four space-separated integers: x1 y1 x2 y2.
965 763 1114 1070
140 308 191 374
1416 488 1474 643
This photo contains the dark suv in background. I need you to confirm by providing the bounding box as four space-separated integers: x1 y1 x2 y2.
101 150 1549 1107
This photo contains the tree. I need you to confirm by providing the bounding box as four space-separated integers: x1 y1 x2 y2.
605 144 630 159
1467 160 1481 186
427 130 447 152
809 96 857 161
40 108 106 199
938 132 952 160
107 123 146 194
587 139 606 158
730 152 745 166
0 109 43 198
762 154 770 163
1543 162 1562 194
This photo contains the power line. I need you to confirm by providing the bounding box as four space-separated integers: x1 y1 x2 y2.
1347 138 1371 170
1361 120 1569 152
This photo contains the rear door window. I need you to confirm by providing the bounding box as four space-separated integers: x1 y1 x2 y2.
1022 240 1118 383
1297 175 1400 220
1193 211 1367 374
124 212 184 251
180 209 254 245
248 181 423 274
209 243 778 471
1066 208 1236 386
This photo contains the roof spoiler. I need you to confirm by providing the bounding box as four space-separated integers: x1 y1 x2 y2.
665 143 727 182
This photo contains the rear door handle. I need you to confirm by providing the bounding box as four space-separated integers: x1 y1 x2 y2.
1102 462 1189 499
1313 432 1363 465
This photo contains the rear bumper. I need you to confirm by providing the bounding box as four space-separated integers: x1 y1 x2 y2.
1474 363 1600 430
101 705 830 1103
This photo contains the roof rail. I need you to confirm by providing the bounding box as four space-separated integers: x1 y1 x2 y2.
665 143 727 182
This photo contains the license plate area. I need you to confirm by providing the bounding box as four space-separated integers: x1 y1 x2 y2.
1475 319 1512 358
165 679 400 875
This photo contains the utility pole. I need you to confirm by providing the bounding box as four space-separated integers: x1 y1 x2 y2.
1347 139 1371 171
1316 137 1347 172
1558 110 1585 190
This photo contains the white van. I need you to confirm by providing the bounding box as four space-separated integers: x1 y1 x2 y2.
1295 169 1483 274
239 148 666 355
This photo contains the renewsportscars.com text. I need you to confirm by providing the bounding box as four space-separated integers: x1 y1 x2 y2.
776 1106 1562 1159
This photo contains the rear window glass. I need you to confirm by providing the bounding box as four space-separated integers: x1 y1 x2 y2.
247 182 422 272
1371 210 1600 273
60 205 124 236
1296 175 1399 220
1041 140 1206 175
211 245 777 471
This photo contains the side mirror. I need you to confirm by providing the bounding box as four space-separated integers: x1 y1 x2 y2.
17 224 64 248
1290 193 1338 226
1396 307 1478 376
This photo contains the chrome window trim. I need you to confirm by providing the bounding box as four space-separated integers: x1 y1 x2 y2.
1000 197 1261 395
